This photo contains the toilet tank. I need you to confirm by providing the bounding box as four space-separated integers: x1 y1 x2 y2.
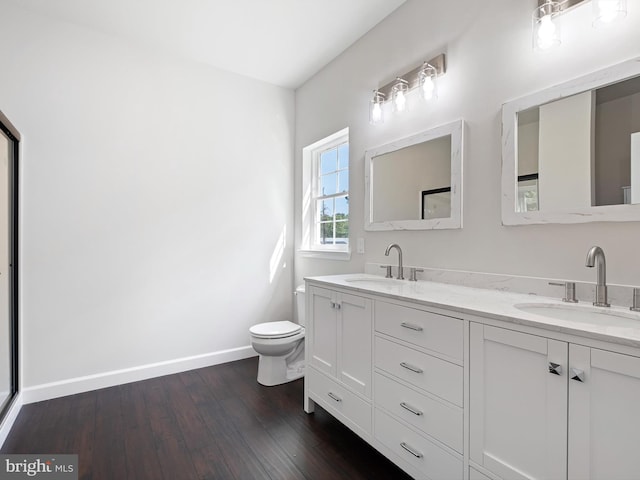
295 284 306 326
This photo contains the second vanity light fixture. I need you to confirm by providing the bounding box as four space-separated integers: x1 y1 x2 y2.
533 0 627 50
369 53 446 125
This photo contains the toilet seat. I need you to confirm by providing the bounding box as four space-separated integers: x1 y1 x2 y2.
250 321 303 339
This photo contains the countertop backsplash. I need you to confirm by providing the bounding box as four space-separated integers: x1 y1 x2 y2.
364 263 638 310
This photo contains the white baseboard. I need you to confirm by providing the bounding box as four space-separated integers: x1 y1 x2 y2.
0 393 23 448
22 345 257 404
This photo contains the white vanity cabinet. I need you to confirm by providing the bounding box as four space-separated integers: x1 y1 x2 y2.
470 323 640 480
373 300 465 480
568 344 640 480
304 274 640 480
305 285 373 438
304 282 467 480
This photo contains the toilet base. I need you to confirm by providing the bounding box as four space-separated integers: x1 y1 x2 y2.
255 338 305 386
257 354 305 386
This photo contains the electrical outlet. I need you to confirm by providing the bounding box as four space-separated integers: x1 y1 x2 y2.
357 237 365 254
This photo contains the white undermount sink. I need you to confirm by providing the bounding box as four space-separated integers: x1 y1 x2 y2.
345 276 400 283
515 302 640 326
344 276 405 287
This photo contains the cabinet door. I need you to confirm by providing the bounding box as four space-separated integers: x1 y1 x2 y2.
308 286 337 376
569 345 640 480
337 293 372 397
470 323 568 480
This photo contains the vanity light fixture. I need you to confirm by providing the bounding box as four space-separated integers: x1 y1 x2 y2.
532 0 627 50
368 53 446 125
533 1 561 50
391 78 409 113
369 90 385 125
419 62 438 101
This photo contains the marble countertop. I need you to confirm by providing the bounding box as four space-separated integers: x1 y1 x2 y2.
305 273 640 349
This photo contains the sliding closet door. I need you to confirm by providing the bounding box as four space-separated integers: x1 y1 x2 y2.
0 113 18 419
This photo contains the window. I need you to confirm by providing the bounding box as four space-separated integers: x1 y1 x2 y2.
301 128 350 259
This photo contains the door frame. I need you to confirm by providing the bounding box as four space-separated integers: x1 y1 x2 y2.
0 110 19 422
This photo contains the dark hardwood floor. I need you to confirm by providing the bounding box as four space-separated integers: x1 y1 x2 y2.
2 357 412 480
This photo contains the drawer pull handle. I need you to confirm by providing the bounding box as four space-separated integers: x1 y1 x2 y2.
327 392 342 402
548 362 563 376
570 368 585 383
400 362 424 374
400 402 423 416
400 442 423 459
400 322 423 332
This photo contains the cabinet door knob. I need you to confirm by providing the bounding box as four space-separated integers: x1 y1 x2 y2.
400 442 423 459
548 362 563 376
570 368 585 383
400 402 424 416
327 392 342 402
400 362 424 374
400 322 423 332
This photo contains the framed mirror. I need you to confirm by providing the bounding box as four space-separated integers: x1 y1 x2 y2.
364 119 464 231
502 57 640 225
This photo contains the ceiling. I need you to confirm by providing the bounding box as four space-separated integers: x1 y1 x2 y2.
6 0 406 89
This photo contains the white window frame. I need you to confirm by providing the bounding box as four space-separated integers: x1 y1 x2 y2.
300 127 350 260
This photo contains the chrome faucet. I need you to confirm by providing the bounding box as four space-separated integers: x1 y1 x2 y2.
585 246 610 307
384 243 404 280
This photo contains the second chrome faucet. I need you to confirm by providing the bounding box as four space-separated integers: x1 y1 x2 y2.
585 245 610 307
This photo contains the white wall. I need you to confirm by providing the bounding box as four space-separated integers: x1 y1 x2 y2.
517 120 539 177
0 3 295 390
538 91 593 211
632 132 640 203
295 0 640 286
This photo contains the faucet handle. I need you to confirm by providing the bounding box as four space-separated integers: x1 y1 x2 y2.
549 281 578 303
380 265 393 278
409 268 424 282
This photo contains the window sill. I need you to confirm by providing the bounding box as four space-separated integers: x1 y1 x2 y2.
298 249 351 261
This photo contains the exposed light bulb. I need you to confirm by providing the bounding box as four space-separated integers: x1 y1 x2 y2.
371 102 382 123
394 90 406 111
422 76 435 100
369 90 385 125
593 0 626 26
537 14 557 50
600 1 617 21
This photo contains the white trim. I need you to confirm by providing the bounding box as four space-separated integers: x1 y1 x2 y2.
302 127 350 254
298 249 352 261
0 392 23 448
501 56 640 225
304 127 349 152
21 346 257 404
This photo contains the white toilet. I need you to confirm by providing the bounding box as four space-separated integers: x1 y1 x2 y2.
249 285 306 386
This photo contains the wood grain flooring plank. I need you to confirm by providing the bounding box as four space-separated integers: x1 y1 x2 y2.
2 357 414 480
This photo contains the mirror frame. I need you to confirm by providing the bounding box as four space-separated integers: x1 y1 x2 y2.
501 57 640 225
364 119 464 231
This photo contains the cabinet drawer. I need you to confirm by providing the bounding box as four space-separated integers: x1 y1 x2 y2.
375 409 463 480
307 367 372 437
374 372 463 453
375 336 463 407
375 301 463 363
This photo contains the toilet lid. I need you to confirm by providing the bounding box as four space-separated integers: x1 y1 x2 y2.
250 321 303 339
